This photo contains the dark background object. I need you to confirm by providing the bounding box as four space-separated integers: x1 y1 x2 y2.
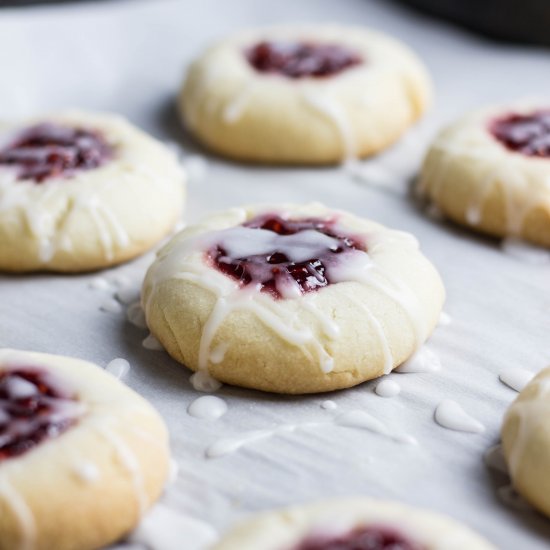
397 0 550 46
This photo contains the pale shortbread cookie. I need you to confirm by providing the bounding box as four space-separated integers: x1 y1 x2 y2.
212 497 495 549
0 349 170 550
502 366 550 518
142 203 445 394
179 25 431 164
418 102 550 247
0 111 186 272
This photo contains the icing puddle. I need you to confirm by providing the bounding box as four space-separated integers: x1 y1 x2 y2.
205 409 417 459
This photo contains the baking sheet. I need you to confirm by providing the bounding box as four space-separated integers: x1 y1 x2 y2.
1 0 550 548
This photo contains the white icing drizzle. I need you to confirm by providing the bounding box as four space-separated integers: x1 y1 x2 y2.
116 286 140 306
89 276 111 290
187 395 228 420
190 371 222 393
99 298 122 314
168 459 179 485
142 333 164 351
73 461 101 483
321 400 338 410
144 213 429 385
206 409 415 458
437 311 452 327
223 83 259 124
105 358 130 379
127 503 218 550
127 300 148 329
302 90 355 160
374 378 401 397
209 342 229 364
0 477 36 550
96 426 148 516
112 274 132 288
425 132 550 239
484 444 508 475
182 154 209 183
499 368 534 392
501 237 550 265
434 400 485 433
395 345 440 373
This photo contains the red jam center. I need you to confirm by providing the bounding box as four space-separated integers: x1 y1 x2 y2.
294 526 423 550
0 368 80 460
246 41 362 78
209 214 365 299
0 123 113 182
490 110 550 158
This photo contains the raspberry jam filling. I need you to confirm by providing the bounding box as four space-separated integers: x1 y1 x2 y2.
208 214 366 299
0 123 113 182
246 41 362 78
294 525 423 550
0 368 82 460
489 110 550 158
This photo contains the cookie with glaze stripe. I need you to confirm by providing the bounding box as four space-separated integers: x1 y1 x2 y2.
0 110 186 272
211 497 495 549
0 349 170 550
179 24 431 164
418 101 550 247
142 203 445 394
502 366 550 518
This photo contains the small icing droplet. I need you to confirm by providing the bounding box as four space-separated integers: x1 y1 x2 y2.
167 460 179 485
142 334 164 351
434 400 485 433
484 444 508 474
183 155 209 182
112 274 132 288
89 277 111 290
100 298 122 314
438 311 452 326
190 371 222 393
187 396 228 420
499 368 535 392
116 286 140 305
374 379 401 398
501 237 550 265
74 462 101 483
395 346 441 373
128 503 218 550
106 358 130 379
321 400 337 410
127 301 147 329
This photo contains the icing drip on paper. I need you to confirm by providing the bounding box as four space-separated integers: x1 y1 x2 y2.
206 408 416 458
434 400 485 433
499 368 534 392
105 358 130 379
395 346 440 374
187 396 228 420
127 301 147 329
374 379 401 398
321 400 338 410
142 334 164 351
100 298 122 314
